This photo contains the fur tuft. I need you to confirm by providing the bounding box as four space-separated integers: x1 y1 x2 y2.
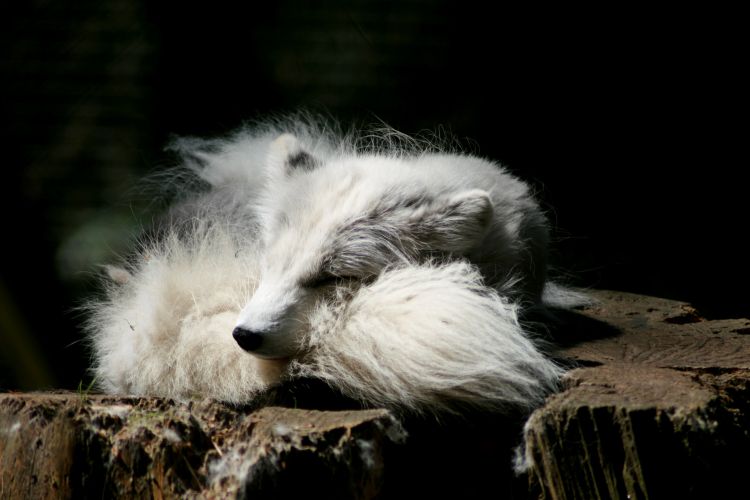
542 282 595 309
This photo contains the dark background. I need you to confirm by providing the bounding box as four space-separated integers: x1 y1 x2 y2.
1 1 744 391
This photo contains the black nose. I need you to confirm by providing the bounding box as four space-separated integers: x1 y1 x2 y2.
232 327 263 351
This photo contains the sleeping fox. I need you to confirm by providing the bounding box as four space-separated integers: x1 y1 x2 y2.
86 115 569 412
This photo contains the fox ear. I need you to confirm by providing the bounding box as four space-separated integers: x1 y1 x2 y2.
267 133 318 175
420 189 493 253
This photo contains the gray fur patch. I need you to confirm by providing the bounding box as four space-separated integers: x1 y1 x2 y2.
287 150 317 171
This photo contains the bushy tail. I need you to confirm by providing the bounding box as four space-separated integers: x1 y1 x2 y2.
294 262 564 413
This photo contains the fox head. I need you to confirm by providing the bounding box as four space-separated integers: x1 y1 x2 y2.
233 134 494 359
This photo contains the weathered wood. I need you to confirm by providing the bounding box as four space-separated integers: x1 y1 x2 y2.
523 290 750 499
0 394 405 499
1 290 748 498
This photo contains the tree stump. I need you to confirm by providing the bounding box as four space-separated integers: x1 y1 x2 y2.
1 290 748 498
522 290 750 499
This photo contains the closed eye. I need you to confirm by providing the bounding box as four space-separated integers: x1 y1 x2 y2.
301 272 350 288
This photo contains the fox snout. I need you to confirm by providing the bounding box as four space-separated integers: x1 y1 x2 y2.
232 317 298 359
233 283 311 359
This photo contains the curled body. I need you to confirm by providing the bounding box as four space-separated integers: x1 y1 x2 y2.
86 116 564 412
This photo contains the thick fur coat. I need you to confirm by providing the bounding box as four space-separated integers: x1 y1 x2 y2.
86 117 566 412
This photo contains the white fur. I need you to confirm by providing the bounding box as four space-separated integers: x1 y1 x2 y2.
86 115 565 412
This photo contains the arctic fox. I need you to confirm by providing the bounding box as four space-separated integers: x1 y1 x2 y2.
87 117 565 412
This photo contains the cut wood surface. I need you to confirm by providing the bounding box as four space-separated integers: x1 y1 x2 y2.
1 290 748 499
558 290 750 369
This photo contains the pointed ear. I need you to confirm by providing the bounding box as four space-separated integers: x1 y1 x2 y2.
267 133 319 175
420 189 493 253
